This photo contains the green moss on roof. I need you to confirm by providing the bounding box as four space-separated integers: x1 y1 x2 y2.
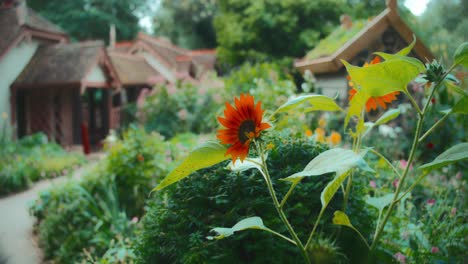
305 20 368 60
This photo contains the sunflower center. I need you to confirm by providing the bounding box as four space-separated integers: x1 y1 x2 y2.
238 120 256 144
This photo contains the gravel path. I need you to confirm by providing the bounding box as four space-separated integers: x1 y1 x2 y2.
0 157 101 264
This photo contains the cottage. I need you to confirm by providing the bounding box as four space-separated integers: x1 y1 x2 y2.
294 0 434 102
11 41 121 146
1 0 217 149
0 0 68 131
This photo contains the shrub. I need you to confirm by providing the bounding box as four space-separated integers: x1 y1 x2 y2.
105 126 168 217
30 172 137 263
135 134 373 263
30 127 169 262
135 75 227 138
224 62 296 110
0 133 85 195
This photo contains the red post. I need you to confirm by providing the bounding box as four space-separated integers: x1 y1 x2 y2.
80 122 90 155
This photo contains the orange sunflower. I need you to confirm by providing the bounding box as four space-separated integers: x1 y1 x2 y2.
347 56 400 112
217 94 271 162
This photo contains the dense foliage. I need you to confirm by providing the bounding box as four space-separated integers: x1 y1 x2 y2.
214 0 344 66
0 133 85 195
135 135 375 263
30 127 169 263
134 78 226 138
28 0 148 42
151 0 217 49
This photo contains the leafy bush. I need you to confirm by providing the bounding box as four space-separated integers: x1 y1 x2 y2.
135 75 227 138
30 127 169 262
224 62 296 110
30 172 137 263
135 134 373 263
0 133 85 195
105 126 168 217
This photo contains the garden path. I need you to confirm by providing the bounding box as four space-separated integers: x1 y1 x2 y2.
0 153 103 264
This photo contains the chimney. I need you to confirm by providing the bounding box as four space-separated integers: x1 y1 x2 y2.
340 15 352 30
109 24 116 48
16 0 26 25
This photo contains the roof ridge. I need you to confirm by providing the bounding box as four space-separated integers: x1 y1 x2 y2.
137 31 189 54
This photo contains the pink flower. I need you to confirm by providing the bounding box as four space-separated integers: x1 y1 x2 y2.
394 252 406 263
393 179 400 189
369 180 377 188
431 247 439 253
177 109 188 120
455 171 462 180
399 160 413 170
131 217 139 223
427 199 436 206
450 207 457 217
167 85 177 95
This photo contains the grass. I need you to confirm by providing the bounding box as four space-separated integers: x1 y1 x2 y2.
305 20 368 60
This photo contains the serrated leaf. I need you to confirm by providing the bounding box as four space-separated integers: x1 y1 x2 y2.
284 148 374 183
332 210 353 228
366 193 394 211
419 143 468 171
153 142 229 191
207 217 272 240
274 94 343 114
453 42 468 67
452 95 468 114
375 108 400 125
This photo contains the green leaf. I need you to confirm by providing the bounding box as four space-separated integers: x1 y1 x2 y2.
396 35 416 56
362 108 400 137
207 217 272 240
321 170 350 208
375 108 400 125
342 58 424 97
332 210 353 228
365 193 394 212
419 143 468 171
284 148 373 183
452 95 468 114
274 94 343 114
453 42 468 67
444 80 466 96
227 157 266 179
153 142 229 191
332 211 370 248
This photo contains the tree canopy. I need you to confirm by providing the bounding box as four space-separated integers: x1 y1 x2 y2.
28 0 148 42
214 0 345 66
151 0 217 49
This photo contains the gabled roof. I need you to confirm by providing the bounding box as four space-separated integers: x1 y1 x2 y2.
0 1 68 59
295 0 434 74
135 32 190 69
13 41 121 90
189 49 217 71
109 52 163 86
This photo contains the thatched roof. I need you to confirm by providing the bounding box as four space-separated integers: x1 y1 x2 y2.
13 41 106 88
0 2 67 58
109 52 163 86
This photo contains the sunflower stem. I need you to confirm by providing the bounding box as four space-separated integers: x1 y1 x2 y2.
369 63 456 252
254 140 311 264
